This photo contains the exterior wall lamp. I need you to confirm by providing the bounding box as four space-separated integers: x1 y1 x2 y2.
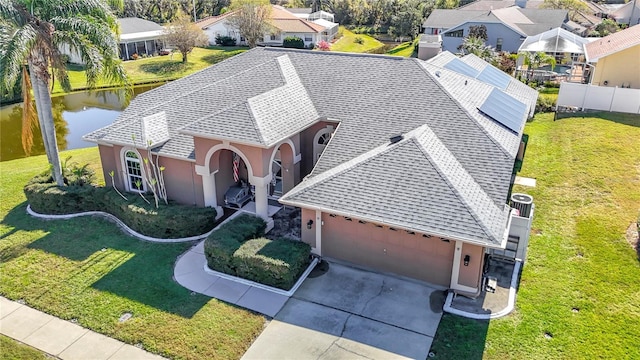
307 220 314 229
463 255 470 266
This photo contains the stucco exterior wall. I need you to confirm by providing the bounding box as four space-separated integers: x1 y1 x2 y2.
442 23 523 53
300 208 316 248
457 242 485 289
98 144 118 187
203 20 244 45
591 45 640 89
317 212 456 286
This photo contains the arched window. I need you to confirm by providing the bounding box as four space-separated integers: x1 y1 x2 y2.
124 150 145 192
313 128 333 165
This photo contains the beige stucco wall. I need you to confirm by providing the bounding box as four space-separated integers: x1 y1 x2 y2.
300 208 316 248
316 212 456 286
457 242 485 289
591 45 640 89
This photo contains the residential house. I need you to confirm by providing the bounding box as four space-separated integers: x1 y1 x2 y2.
197 6 337 47
585 0 640 26
84 48 536 295
117 17 166 60
424 7 570 53
584 24 640 88
63 17 165 63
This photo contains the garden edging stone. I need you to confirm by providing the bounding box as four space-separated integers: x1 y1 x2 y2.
26 204 213 243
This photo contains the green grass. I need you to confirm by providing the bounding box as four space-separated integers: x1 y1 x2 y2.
53 46 247 94
0 147 265 360
0 336 49 359
330 27 385 53
430 112 640 359
385 38 418 58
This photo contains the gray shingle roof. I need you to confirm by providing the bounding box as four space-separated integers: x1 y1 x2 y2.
85 48 529 247
117 18 163 35
280 125 511 246
422 9 486 29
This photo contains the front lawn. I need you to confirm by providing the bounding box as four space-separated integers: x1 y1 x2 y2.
330 27 385 53
0 147 265 359
430 112 640 359
52 46 247 93
0 335 48 359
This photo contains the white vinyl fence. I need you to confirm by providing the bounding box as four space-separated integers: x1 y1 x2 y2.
556 82 640 114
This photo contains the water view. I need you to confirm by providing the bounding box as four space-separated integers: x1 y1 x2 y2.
0 85 159 162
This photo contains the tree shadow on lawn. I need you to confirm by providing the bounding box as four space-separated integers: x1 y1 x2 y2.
1 202 211 318
555 111 640 127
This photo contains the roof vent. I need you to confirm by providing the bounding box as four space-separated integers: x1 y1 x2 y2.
389 135 404 144
435 71 441 77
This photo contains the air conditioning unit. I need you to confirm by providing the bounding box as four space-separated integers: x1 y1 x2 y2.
511 193 533 218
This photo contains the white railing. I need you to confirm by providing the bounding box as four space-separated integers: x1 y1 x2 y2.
557 82 640 114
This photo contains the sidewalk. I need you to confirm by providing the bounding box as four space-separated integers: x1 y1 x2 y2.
0 297 166 360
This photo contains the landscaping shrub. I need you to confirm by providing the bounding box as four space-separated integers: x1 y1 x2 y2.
215 35 237 46
536 94 557 113
24 172 217 238
204 214 310 290
354 36 364 45
283 36 305 49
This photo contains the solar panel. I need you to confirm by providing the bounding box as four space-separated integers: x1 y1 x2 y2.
444 58 480 78
476 66 511 90
478 89 527 133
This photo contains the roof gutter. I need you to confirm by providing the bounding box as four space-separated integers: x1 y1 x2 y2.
278 198 505 249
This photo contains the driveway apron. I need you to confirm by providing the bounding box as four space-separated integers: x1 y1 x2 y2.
242 262 445 360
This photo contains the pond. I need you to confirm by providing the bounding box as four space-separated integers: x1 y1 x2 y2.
0 85 160 162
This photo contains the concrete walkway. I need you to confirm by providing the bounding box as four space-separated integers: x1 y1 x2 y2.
0 297 165 360
173 240 291 317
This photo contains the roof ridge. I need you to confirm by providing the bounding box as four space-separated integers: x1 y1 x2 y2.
281 131 403 200
411 125 506 243
144 56 283 129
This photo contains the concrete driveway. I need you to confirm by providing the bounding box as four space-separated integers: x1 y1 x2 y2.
242 262 446 360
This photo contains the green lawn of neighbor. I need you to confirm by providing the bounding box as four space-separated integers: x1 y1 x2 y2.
430 112 640 359
330 27 385 53
385 38 418 58
0 335 49 359
0 147 265 359
52 46 247 94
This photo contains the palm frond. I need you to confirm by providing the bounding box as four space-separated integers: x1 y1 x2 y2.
21 65 38 156
0 24 36 94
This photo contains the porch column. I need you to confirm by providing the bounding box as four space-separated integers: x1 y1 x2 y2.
195 165 223 220
251 174 274 232
314 209 322 256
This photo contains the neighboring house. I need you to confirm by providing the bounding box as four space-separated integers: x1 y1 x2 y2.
586 0 640 26
424 7 569 53
197 6 337 47
459 0 544 10
117 17 166 60
84 48 536 296
584 24 640 88
62 17 165 63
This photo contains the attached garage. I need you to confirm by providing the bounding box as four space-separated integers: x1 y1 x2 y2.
320 213 455 286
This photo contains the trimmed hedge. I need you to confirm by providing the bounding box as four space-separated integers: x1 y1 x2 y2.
283 36 305 49
215 35 237 46
24 174 217 238
204 214 311 290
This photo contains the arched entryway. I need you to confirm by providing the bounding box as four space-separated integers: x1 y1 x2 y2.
268 139 297 198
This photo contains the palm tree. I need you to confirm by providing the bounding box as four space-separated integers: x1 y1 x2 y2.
0 0 129 186
518 51 556 83
458 36 497 62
